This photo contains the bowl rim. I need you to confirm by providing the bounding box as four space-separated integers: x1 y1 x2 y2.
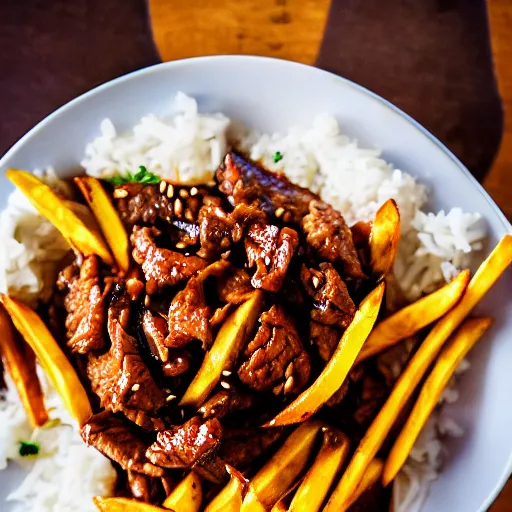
0 55 510 510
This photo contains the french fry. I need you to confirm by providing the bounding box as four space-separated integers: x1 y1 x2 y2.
6 169 113 265
205 466 246 512
271 501 288 512
266 283 385 427
0 304 48 427
344 458 384 510
0 295 92 426
240 490 267 512
324 234 512 510
288 427 350 512
370 199 400 278
382 317 492 485
93 497 167 512
356 270 470 363
162 471 202 512
180 291 263 408
244 421 322 509
75 176 130 273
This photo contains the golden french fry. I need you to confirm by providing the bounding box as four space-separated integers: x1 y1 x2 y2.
93 497 167 512
271 501 288 512
205 467 246 512
0 305 48 427
370 199 400 278
356 270 470 363
75 176 130 273
344 458 384 510
240 490 267 512
266 283 385 427
0 295 92 426
245 422 323 509
181 291 263 408
324 234 512 510
382 317 492 485
162 471 202 512
289 427 350 512
6 169 113 265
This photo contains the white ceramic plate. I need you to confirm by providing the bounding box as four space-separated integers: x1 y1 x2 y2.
0 56 510 512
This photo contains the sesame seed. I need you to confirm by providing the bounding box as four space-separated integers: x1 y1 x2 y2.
207 180 216 187
144 295 151 307
131 383 140 392
167 184 174 198
198 406 206 414
179 189 189 199
264 256 271 266
164 388 171 393
181 409 185 418
190 187 198 196
166 394 177 402
285 363 294 379
222 370 232 377
113 188 128 199
184 209 194 222
275 207 285 218
220 381 231 390
269 419 276 426
312 276 321 289
159 181 167 194
176 241 187 249
284 375 295 394
174 198 183 217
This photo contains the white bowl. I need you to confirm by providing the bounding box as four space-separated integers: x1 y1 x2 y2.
0 56 510 512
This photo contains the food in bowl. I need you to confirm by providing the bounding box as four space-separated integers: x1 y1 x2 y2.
0 93 510 512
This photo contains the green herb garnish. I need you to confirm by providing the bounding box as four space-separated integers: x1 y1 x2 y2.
104 166 160 186
272 151 284 163
18 440 40 457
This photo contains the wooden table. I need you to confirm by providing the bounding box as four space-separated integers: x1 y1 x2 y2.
149 1 512 509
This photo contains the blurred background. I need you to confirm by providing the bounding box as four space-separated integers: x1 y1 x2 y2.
1 0 511 507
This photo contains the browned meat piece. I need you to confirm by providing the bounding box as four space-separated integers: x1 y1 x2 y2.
238 305 310 395
217 152 319 224
216 266 254 304
302 263 356 327
245 224 299 293
62 256 105 354
114 183 210 228
162 349 191 377
302 201 365 280
146 417 223 469
142 310 169 362
131 226 206 294
81 411 162 477
165 275 211 348
209 303 233 327
87 290 166 430
219 428 284 470
310 322 340 362
127 471 163 502
196 205 243 260
200 390 257 419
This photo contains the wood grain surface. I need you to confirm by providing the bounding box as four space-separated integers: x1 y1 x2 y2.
150 1 512 509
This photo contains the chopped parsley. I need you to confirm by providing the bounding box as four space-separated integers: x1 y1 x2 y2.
103 166 160 186
18 440 40 457
272 151 284 163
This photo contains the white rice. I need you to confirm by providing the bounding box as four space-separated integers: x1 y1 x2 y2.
0 92 487 511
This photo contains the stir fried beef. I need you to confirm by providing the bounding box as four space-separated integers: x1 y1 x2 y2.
302 263 356 327
165 275 211 348
245 224 299 293
310 322 340 362
219 428 284 470
216 266 254 304
238 305 310 395
217 152 319 224
131 226 207 294
87 290 166 430
141 310 169 362
200 390 257 420
146 417 223 469
303 201 365 280
61 256 105 354
81 411 163 477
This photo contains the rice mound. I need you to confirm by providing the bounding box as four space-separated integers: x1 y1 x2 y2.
0 93 487 512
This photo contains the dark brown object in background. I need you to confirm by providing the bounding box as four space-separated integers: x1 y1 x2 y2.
0 0 161 156
317 0 503 182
